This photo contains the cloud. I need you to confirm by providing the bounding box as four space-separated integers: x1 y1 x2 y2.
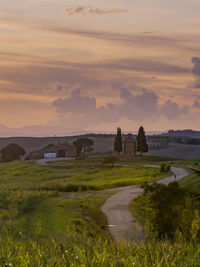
87 8 129 15
119 88 159 120
0 54 188 101
53 89 97 114
191 57 200 88
45 81 80 92
63 7 129 16
52 88 188 128
46 82 69 91
160 100 189 120
91 58 188 75
193 100 200 108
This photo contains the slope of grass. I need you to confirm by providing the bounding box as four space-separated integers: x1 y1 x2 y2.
0 158 170 191
178 172 200 190
10 191 113 244
0 156 184 266
0 157 172 244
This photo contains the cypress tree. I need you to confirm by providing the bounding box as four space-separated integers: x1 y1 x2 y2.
136 126 148 156
114 127 123 155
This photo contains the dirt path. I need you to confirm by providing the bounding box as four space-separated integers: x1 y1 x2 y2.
101 166 189 243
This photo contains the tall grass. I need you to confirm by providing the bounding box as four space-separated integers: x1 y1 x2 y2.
0 158 194 266
0 234 200 266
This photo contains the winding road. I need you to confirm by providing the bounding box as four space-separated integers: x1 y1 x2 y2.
101 166 189 243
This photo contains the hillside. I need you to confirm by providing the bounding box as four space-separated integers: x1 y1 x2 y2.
0 134 116 154
148 143 200 159
0 134 200 159
0 135 114 152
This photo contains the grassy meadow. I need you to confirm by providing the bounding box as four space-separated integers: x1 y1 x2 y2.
0 155 200 266
0 156 170 243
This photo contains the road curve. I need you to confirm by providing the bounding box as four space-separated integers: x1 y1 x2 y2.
101 166 189 243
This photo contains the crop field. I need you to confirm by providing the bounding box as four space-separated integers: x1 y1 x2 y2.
0 155 199 266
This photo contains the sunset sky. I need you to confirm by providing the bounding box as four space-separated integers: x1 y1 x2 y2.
1 0 200 136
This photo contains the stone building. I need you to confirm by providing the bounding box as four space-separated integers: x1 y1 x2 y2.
31 141 76 159
147 136 169 150
124 135 137 156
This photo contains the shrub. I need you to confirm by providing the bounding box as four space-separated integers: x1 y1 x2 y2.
102 155 119 166
1 144 26 162
160 163 171 172
134 182 200 240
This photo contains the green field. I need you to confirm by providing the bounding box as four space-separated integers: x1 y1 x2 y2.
0 155 200 266
0 156 170 243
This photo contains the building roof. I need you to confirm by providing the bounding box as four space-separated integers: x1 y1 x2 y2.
43 142 75 152
124 135 136 143
31 141 76 158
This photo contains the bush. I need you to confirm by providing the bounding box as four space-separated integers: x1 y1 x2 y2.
160 163 171 172
141 181 163 195
1 143 26 162
134 182 200 240
102 155 119 166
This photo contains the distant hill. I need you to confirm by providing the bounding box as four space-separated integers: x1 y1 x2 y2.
0 134 116 153
148 143 200 160
164 129 200 138
0 132 200 159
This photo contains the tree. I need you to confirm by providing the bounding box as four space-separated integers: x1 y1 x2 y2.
102 155 119 167
114 127 123 155
85 146 94 156
1 143 26 162
73 138 94 157
136 126 148 156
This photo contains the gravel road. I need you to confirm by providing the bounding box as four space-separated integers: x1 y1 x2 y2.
101 166 189 243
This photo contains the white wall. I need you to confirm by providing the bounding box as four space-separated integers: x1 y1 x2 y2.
44 153 56 159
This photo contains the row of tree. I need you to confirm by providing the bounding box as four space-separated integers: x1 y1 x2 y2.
114 126 149 155
73 138 94 158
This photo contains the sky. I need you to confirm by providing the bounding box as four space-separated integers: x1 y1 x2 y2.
1 0 200 136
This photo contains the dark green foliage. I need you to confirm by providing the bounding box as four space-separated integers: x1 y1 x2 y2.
102 155 119 166
1 143 26 162
136 127 148 155
160 163 171 172
141 181 163 194
134 182 200 240
114 127 123 154
85 146 94 155
73 138 94 157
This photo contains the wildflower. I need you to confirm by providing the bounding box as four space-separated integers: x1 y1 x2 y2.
5 263 12 267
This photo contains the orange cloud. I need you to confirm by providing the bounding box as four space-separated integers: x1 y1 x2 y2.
63 7 129 16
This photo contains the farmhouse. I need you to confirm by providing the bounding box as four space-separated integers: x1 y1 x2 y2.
33 142 76 159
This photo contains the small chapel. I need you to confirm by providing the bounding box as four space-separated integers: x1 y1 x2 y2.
123 134 137 156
